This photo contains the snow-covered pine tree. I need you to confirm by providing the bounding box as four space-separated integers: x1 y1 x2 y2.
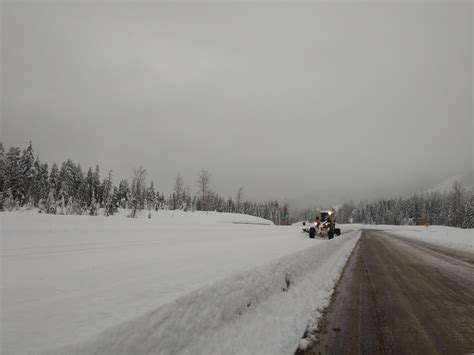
154 185 161 211
58 162 68 197
85 167 94 208
112 186 119 212
89 195 98 216
59 159 83 202
0 142 5 211
19 141 36 206
226 197 234 213
32 158 49 206
49 163 60 198
183 186 192 211
92 165 101 204
46 190 56 214
146 180 156 210
447 181 465 227
103 170 114 216
66 196 74 215
4 147 22 203
77 186 87 213
58 181 67 215
438 192 449 225
25 195 33 210
281 201 290 225
75 164 87 211
462 194 474 229
59 195 66 215
117 179 130 209
38 198 45 213
31 157 41 204
3 189 14 211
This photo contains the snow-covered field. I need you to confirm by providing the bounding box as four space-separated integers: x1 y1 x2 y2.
339 224 474 252
1 210 359 355
3 210 471 354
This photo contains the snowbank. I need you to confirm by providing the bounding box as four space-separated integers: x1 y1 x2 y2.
339 224 474 252
54 231 360 355
2 211 358 355
113 208 275 225
291 221 311 227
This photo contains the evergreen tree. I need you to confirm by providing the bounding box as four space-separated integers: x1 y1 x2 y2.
4 147 22 203
38 198 46 213
58 162 68 197
3 189 15 211
226 197 235 213
103 170 114 216
57 179 69 214
32 158 49 205
59 159 84 201
462 194 474 229
281 201 290 224
19 141 36 205
89 196 98 216
92 165 101 203
146 180 156 210
111 186 119 213
46 190 56 214
85 167 94 207
49 163 60 198
66 196 74 215
447 181 464 227
76 169 88 211
0 142 5 210
117 179 130 209
183 185 192 211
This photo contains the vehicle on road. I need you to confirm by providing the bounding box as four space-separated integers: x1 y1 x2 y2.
303 210 341 239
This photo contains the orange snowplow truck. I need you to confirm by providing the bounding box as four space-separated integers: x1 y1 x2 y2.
307 210 341 239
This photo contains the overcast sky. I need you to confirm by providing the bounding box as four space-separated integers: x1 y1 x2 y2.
2 1 473 208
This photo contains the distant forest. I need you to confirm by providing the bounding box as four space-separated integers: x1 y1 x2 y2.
294 182 473 229
0 142 290 224
1 141 472 228
336 184 473 228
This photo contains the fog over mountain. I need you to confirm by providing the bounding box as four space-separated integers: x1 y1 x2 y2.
2 2 472 208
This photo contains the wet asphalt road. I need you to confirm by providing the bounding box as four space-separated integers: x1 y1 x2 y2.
298 230 474 355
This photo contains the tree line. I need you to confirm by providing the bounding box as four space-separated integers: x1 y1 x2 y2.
336 182 473 229
292 183 473 229
0 142 291 224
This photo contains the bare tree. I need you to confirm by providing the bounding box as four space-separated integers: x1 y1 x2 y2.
130 167 146 218
197 169 211 211
236 186 244 213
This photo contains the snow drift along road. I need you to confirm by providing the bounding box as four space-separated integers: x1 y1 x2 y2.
2 211 359 355
54 230 360 355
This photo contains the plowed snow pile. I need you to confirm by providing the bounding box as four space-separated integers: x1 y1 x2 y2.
2 211 359 354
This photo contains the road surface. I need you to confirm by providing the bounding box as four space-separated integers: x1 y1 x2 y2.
298 230 474 354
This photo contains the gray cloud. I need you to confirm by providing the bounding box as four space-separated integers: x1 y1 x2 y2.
2 1 472 207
